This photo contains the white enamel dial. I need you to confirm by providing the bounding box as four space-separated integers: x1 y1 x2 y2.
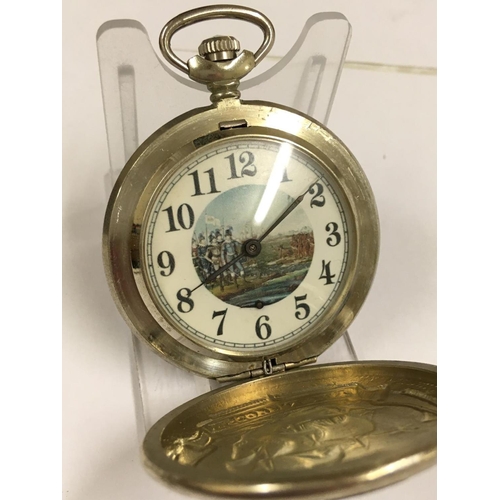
142 137 349 353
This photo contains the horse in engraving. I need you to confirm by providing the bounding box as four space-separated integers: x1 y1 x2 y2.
226 384 436 474
227 406 375 473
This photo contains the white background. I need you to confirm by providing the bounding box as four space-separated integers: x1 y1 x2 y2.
62 1 437 499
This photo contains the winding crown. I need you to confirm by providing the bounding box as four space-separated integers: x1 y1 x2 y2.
198 35 241 62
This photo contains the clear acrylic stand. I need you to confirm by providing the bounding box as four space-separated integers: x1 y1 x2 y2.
97 12 357 444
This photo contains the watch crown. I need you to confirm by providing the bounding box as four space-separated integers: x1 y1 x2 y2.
198 36 241 62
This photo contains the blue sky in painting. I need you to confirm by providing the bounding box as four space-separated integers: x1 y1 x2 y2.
193 185 311 241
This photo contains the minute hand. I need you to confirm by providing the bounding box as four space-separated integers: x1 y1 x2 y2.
257 181 316 242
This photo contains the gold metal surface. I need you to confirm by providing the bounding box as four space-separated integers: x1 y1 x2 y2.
102 99 380 379
198 35 241 61
159 5 275 101
159 5 275 74
102 6 437 499
143 361 437 499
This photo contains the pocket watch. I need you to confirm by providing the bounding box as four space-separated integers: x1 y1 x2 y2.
103 5 437 499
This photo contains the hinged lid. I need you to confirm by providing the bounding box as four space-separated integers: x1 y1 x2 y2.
143 361 437 499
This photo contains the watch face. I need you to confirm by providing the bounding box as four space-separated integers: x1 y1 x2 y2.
142 137 350 354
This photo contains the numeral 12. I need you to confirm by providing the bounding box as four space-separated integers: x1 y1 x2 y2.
226 151 256 179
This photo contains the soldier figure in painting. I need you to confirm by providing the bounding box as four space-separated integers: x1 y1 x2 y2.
206 231 225 291
222 228 245 288
197 233 210 279
190 186 315 307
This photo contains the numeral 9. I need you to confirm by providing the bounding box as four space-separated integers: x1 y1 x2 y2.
157 251 175 276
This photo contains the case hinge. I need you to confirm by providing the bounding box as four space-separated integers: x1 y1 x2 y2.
216 356 317 383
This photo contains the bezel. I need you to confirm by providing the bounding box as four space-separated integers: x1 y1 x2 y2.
139 136 350 356
103 99 379 379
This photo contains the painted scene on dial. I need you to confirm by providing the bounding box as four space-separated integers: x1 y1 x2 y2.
191 185 314 307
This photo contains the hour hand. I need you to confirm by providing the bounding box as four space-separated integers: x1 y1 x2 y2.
240 300 265 309
191 238 263 293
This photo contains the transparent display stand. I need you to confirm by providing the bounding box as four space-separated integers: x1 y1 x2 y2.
97 12 357 444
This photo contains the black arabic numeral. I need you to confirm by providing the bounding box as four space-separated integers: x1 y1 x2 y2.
325 222 341 247
309 182 325 208
188 168 220 197
239 151 256 177
205 168 219 193
163 203 195 232
162 206 178 232
226 151 257 179
212 308 228 336
319 260 336 285
177 203 194 229
294 294 310 320
281 166 292 182
226 152 239 179
176 288 194 313
188 170 203 196
255 315 272 340
157 251 175 276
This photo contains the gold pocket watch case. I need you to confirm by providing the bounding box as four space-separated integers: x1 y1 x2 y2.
101 5 437 499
